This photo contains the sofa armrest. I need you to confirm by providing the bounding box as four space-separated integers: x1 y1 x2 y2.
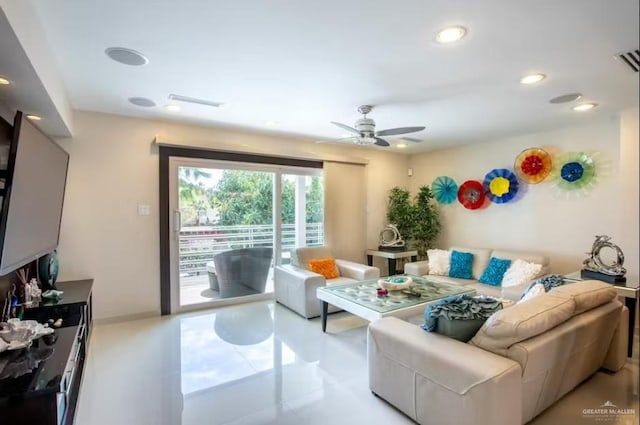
404 260 429 276
368 317 522 425
335 259 379 280
274 265 326 318
603 305 629 372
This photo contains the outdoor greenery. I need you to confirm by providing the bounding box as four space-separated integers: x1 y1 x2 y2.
179 168 323 226
386 185 441 258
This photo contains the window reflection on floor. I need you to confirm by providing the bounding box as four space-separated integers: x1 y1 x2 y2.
179 304 294 395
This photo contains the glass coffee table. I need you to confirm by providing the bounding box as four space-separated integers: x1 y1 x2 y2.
316 275 475 332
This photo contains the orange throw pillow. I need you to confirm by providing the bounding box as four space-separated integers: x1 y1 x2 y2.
308 258 340 279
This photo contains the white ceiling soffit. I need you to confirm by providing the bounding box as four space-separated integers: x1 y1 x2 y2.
0 2 72 137
27 0 640 151
153 135 369 165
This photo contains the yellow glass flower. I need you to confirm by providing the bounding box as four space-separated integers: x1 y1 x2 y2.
489 177 510 197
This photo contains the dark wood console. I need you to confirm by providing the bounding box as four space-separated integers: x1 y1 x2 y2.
0 279 93 425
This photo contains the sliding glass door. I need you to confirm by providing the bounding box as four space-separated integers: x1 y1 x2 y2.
169 158 323 313
279 174 324 264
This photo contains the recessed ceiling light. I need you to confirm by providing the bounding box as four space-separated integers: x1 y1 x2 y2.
26 114 41 121
0 77 10 85
572 103 597 112
128 97 156 107
520 73 546 85
165 104 181 112
396 143 408 148
549 93 582 104
435 26 467 44
265 120 278 127
105 47 149 66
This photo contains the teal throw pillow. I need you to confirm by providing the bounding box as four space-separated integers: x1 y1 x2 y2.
449 250 474 279
479 257 512 286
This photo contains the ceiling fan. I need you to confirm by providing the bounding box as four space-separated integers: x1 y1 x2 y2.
329 105 425 147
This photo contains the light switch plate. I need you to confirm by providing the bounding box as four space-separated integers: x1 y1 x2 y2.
138 204 151 216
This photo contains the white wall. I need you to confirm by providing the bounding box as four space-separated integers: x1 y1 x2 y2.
57 111 409 320
409 117 624 274
618 108 639 282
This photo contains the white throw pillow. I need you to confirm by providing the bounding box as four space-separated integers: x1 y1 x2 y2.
518 283 546 303
427 249 451 276
501 259 543 288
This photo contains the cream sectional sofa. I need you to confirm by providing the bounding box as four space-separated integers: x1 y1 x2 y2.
367 280 629 425
404 246 551 300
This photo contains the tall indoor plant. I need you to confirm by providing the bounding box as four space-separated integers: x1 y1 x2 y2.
386 187 415 246
385 185 441 258
412 185 441 258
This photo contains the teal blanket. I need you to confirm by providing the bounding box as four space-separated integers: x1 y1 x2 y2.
422 295 503 332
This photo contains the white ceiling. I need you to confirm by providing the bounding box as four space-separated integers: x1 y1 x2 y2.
23 0 640 150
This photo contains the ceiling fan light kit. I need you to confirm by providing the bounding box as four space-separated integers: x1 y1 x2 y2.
329 105 425 148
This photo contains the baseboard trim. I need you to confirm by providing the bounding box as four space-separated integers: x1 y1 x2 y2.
94 310 161 325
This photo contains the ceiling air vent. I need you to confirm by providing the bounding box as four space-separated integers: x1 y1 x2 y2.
616 49 639 73
168 94 224 108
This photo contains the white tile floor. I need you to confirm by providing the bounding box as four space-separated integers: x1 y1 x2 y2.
76 300 638 425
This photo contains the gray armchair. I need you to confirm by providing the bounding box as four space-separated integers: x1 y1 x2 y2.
213 247 273 299
274 246 380 318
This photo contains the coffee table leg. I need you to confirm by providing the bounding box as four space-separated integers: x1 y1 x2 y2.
321 301 328 333
388 258 396 276
625 297 636 357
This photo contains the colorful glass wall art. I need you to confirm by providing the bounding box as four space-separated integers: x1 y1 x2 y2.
552 152 595 190
457 180 485 209
514 148 552 184
483 168 519 203
431 176 458 204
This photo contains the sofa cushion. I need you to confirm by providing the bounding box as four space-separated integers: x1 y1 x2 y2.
470 293 576 355
450 246 491 280
519 283 546 302
326 276 358 286
502 259 543 288
479 257 512 286
308 258 339 279
449 250 474 279
427 249 450 276
550 280 617 315
292 246 333 270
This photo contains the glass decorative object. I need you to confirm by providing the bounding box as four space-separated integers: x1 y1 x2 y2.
514 148 552 184
432 176 458 204
457 180 485 210
552 152 595 190
483 168 520 204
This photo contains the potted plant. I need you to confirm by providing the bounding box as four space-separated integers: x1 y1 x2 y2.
386 187 415 247
412 186 441 259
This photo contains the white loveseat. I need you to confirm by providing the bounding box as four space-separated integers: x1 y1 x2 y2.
368 280 629 425
274 246 380 318
404 246 551 300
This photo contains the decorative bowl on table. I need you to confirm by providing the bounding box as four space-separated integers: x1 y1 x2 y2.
378 276 413 291
0 319 54 353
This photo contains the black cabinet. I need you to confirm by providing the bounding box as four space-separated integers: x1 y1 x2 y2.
0 279 93 425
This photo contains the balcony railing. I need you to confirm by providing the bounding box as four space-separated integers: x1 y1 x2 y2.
179 223 324 275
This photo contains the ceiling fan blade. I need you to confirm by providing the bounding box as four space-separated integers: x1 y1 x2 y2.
376 126 426 137
400 137 423 143
374 137 390 147
330 121 361 135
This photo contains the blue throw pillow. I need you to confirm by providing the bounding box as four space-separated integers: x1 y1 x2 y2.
449 250 474 279
479 257 512 286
